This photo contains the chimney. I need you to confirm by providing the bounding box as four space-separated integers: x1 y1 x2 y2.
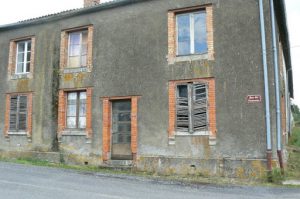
84 0 100 7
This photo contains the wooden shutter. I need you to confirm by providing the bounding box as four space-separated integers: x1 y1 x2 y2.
176 85 189 132
9 96 18 131
193 83 208 131
18 96 28 130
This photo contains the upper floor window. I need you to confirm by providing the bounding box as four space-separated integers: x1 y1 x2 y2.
176 11 207 56
60 25 93 73
68 31 88 68
16 40 31 74
8 36 35 79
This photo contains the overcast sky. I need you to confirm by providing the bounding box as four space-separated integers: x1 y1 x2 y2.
0 0 299 105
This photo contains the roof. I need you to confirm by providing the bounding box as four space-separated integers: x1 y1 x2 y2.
0 0 149 30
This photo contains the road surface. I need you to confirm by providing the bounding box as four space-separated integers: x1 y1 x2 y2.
0 162 299 199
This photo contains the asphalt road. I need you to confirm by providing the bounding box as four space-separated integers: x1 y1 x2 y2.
0 162 299 199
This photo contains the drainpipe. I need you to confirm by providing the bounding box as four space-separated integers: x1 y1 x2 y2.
259 0 272 173
269 0 284 174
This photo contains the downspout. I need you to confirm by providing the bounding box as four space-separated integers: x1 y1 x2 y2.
259 0 272 173
269 0 284 173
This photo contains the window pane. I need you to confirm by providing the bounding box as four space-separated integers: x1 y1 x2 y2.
79 92 86 100
82 31 88 44
79 102 86 117
194 12 208 54
68 92 77 100
67 105 77 117
81 55 87 67
16 63 24 73
67 117 76 128
177 14 191 55
17 42 25 53
69 33 81 45
27 41 31 52
69 44 81 56
17 53 25 63
178 85 188 98
26 62 30 73
68 56 80 68
26 52 31 62
81 44 88 55
79 117 86 129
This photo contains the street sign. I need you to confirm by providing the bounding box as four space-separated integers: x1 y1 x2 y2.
247 95 262 103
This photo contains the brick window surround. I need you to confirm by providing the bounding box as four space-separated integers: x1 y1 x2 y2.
168 4 214 61
8 36 35 79
60 25 93 72
57 88 93 139
102 96 139 162
4 92 33 138
168 78 216 138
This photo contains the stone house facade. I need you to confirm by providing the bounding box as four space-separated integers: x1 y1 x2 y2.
0 0 293 178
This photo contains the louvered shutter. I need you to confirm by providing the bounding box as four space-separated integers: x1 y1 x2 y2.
193 83 208 131
9 96 18 131
176 85 189 132
18 96 28 130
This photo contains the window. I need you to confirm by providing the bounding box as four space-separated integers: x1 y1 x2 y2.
8 36 35 78
176 83 208 133
176 11 207 56
9 95 28 131
68 31 88 68
66 91 86 129
60 25 93 72
168 78 216 139
168 5 214 61
4 93 33 137
16 40 31 74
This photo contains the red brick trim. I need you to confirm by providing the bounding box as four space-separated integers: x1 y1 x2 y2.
59 25 94 71
4 92 33 138
168 4 214 60
102 96 139 161
168 78 216 138
8 36 35 79
57 88 93 138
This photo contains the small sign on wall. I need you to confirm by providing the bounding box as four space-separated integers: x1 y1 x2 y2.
247 95 262 103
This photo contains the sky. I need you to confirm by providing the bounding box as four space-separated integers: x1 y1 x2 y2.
0 0 299 105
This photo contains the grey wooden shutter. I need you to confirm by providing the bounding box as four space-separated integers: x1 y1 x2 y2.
18 96 28 130
9 96 18 131
193 83 208 131
176 85 189 132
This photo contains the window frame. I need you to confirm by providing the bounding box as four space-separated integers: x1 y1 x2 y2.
66 91 87 130
9 95 28 132
175 10 207 56
67 30 88 68
15 40 31 74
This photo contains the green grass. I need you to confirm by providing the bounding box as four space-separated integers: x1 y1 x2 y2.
289 127 300 147
287 126 300 180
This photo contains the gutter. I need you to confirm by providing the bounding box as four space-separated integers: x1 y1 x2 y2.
258 0 272 173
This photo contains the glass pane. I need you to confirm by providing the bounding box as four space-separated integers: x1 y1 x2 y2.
69 33 81 45
17 42 25 53
26 52 31 62
118 123 131 132
69 44 81 56
112 101 131 111
194 12 208 54
67 117 76 128
82 31 88 44
26 62 30 73
17 53 25 63
79 117 86 129
68 56 80 68
67 105 77 117
68 92 77 100
177 14 191 55
16 63 24 73
27 41 31 52
178 85 188 98
79 102 86 117
81 44 88 55
118 113 131 122
80 92 86 100
81 55 87 67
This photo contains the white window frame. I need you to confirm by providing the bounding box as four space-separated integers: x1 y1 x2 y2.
67 30 88 68
176 11 206 56
15 40 31 74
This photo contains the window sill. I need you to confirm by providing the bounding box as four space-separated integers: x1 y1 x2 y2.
10 73 31 80
61 130 87 136
8 131 28 136
175 131 210 136
168 53 208 64
63 66 91 74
